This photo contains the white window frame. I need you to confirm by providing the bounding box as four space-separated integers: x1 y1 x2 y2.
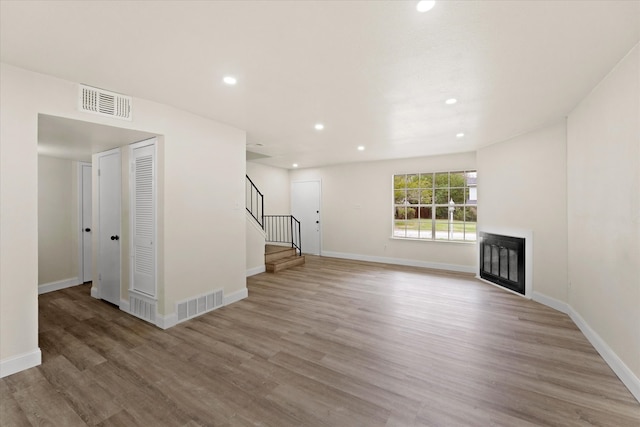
392 170 477 242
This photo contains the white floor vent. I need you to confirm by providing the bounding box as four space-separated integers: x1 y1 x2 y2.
176 289 224 323
130 294 156 323
79 84 132 120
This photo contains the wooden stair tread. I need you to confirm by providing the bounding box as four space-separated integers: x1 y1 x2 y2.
266 255 305 273
265 245 300 265
265 244 293 254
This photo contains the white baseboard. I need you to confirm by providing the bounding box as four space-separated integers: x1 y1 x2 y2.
322 250 476 274
532 291 569 314
0 348 41 379
568 306 640 402
246 265 266 277
121 295 176 330
152 288 244 331
90 285 99 299
224 288 248 306
119 298 130 314
531 291 639 402
155 313 178 330
477 275 530 299
38 277 81 295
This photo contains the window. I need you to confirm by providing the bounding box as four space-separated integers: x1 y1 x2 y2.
393 171 477 241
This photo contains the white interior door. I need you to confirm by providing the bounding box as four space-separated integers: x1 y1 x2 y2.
98 149 121 306
291 180 321 255
130 139 156 297
81 163 92 282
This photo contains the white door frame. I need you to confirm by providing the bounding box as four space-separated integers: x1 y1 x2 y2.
129 137 157 298
77 161 92 283
291 179 322 255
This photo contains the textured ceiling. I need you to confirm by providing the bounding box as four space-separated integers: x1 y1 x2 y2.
2 1 638 168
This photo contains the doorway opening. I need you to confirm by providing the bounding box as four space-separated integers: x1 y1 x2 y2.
37 114 157 323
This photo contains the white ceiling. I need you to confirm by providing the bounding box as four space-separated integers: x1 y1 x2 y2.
2 1 639 169
38 114 157 162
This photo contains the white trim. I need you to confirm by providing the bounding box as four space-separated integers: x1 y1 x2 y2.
0 349 41 379
123 289 171 330
322 250 476 274
129 137 157 149
127 289 158 324
246 265 266 277
530 291 639 402
224 288 249 306
77 161 91 283
390 236 476 245
155 313 178 330
477 226 533 298
291 179 322 256
128 288 157 302
96 147 121 306
568 306 640 402
119 298 131 313
246 210 267 236
129 138 157 299
531 291 569 313
77 161 83 283
38 277 81 295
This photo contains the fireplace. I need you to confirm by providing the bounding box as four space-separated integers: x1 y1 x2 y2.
479 232 526 295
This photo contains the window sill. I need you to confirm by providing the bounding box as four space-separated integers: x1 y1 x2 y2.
389 236 477 245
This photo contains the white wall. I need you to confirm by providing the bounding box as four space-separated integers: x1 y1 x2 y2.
1 64 40 373
567 45 639 388
289 152 477 272
246 162 290 215
246 213 266 275
38 155 78 286
477 122 569 302
0 63 246 375
162 111 245 315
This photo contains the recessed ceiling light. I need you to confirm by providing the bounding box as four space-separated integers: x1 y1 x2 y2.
416 1 436 13
292 163 298 168
357 146 365 151
445 98 457 105
223 76 237 85
456 133 465 138
314 123 324 131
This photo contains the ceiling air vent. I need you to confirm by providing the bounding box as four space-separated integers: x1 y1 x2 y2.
79 84 132 120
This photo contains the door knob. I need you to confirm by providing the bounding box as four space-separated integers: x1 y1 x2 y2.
316 221 319 224
115 235 119 241
110 235 120 241
85 228 91 232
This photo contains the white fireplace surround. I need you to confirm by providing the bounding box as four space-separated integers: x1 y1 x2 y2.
476 226 533 298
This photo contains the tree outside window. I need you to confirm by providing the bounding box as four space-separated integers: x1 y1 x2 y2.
393 171 477 241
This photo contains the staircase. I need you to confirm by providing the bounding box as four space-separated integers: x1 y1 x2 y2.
246 175 305 273
265 245 305 272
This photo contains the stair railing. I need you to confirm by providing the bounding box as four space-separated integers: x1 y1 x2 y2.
246 175 264 229
264 215 302 256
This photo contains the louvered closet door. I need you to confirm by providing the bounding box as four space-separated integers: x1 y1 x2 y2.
131 140 156 297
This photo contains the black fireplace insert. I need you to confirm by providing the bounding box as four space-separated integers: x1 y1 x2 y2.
479 232 525 295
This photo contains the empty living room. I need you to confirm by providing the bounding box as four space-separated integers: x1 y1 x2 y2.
1 1 639 426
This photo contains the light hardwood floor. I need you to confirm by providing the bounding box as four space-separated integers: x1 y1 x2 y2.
2 255 639 426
